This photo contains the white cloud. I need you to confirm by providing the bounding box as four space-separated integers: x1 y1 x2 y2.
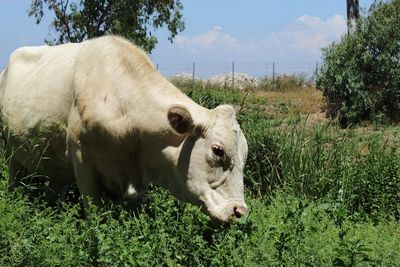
260 14 347 59
264 15 346 59
153 14 347 64
173 26 239 59
176 26 237 47
297 15 323 26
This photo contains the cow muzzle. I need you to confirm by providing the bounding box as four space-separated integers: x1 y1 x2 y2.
207 203 249 224
233 205 248 218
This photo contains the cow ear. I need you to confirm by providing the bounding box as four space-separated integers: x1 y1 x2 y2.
168 105 194 135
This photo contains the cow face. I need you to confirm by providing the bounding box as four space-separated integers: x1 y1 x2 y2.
167 104 248 223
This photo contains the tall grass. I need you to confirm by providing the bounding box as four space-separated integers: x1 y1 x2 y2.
259 73 313 91
244 117 400 220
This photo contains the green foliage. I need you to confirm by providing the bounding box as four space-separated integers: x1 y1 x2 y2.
182 85 269 116
243 114 400 220
184 86 246 109
317 0 400 126
242 194 341 266
0 180 251 266
259 73 313 91
242 117 283 196
1 182 399 266
28 0 185 52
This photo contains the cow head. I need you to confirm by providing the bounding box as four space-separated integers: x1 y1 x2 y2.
165 104 248 223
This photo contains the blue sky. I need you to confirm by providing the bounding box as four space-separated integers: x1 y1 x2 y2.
0 0 375 69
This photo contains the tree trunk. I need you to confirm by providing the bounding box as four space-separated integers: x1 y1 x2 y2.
347 0 359 34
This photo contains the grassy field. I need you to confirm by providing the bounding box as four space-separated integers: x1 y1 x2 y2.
1 84 399 266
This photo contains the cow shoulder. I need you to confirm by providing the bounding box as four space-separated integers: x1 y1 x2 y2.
70 36 161 141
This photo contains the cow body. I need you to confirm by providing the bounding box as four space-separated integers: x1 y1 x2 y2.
0 36 248 222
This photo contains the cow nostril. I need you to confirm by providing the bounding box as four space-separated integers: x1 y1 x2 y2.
233 206 247 218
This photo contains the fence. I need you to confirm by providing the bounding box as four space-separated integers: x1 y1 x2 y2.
156 61 320 90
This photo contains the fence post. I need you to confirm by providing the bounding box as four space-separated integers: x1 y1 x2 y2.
156 63 159 70
232 61 235 90
192 62 195 89
272 61 275 90
315 61 319 77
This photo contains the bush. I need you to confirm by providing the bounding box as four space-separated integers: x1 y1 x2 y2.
317 0 400 126
259 73 312 91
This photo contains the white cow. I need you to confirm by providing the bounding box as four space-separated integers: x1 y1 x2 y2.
0 36 248 222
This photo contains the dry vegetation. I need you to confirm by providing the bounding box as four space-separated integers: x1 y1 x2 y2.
254 86 325 119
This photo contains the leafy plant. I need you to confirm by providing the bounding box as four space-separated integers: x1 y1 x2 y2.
28 0 185 52
317 0 400 126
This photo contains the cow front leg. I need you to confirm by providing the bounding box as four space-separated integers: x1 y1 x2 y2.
67 138 101 212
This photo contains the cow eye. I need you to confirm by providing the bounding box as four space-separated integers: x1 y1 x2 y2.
211 144 225 159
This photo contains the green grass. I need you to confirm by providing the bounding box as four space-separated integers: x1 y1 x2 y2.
0 86 399 266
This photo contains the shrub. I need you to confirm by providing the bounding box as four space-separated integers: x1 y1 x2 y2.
260 73 312 91
317 0 400 126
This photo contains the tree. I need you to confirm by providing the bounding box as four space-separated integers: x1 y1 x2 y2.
28 0 185 53
317 0 400 126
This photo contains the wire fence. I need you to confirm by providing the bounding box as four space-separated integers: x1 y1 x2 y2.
156 61 320 79
156 61 321 90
